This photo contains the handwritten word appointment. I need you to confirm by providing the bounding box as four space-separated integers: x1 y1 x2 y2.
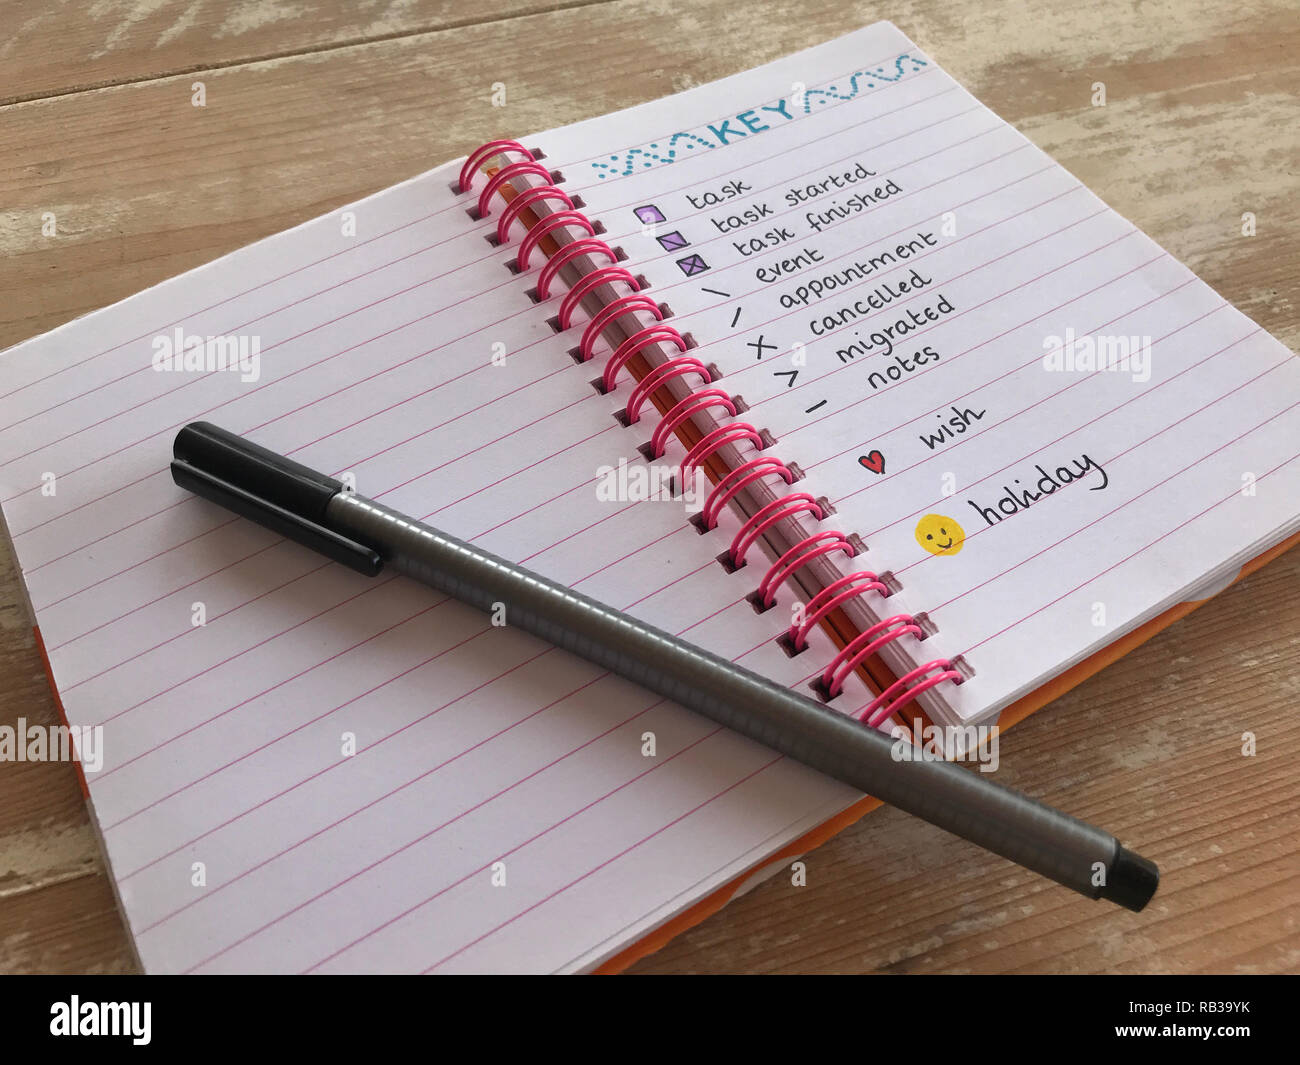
588 53 931 179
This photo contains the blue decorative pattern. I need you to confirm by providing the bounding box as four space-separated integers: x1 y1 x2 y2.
590 53 930 180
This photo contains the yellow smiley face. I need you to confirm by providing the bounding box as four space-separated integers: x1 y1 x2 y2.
915 513 965 556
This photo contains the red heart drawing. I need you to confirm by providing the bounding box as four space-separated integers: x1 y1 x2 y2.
858 450 886 475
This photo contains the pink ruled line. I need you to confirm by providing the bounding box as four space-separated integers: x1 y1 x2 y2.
0 263 536 490
162 682 664 950
120 575 815 969
61 559 332 691
0 221 541 448
90 576 401 720
46 537 291 652
307 729 744 973
95 582 436 754
420 752 782 974
122 640 560 883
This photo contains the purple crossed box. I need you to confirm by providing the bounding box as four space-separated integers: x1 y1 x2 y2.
675 253 710 277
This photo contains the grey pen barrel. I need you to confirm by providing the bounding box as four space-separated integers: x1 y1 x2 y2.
326 491 1156 909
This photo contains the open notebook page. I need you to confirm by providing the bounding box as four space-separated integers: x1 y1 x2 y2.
542 20 1300 725
0 148 883 973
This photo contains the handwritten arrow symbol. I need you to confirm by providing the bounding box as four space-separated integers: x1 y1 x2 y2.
773 369 799 388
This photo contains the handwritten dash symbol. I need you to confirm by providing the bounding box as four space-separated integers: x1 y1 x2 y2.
804 400 827 413
700 287 730 297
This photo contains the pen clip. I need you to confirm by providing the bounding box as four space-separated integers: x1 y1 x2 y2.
171 459 383 577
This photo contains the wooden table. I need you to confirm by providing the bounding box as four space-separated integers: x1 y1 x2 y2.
1 0 1296 974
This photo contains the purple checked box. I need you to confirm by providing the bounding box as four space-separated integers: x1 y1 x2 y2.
675 253 710 277
656 230 690 252
634 204 666 225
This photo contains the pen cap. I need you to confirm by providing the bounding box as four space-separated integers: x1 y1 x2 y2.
174 421 344 518
171 421 382 576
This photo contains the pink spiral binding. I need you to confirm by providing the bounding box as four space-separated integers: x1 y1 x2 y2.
649 389 735 459
537 238 617 300
517 210 596 271
603 324 691 392
788 571 888 652
728 492 822 568
682 423 765 488
477 160 553 218
458 139 535 192
558 266 639 330
821 615 923 698
625 357 712 425
859 659 964 727
576 294 663 362
466 137 963 723
756 532 856 609
497 185 573 244
700 457 794 531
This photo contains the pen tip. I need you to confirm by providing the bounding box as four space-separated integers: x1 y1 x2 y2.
1101 845 1160 912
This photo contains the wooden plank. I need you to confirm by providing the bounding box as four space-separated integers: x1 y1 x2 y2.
0 0 613 104
0 0 1297 973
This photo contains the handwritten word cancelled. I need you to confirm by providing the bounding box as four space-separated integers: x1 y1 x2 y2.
967 454 1110 526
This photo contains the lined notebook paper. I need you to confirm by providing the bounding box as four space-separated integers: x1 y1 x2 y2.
2 22 1297 971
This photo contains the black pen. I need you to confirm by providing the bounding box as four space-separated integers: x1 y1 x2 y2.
170 420 1159 911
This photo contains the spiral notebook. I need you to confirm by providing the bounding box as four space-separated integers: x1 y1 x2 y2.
2 21 1299 973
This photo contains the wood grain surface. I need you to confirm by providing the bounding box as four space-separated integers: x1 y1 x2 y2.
1 0 1296 974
